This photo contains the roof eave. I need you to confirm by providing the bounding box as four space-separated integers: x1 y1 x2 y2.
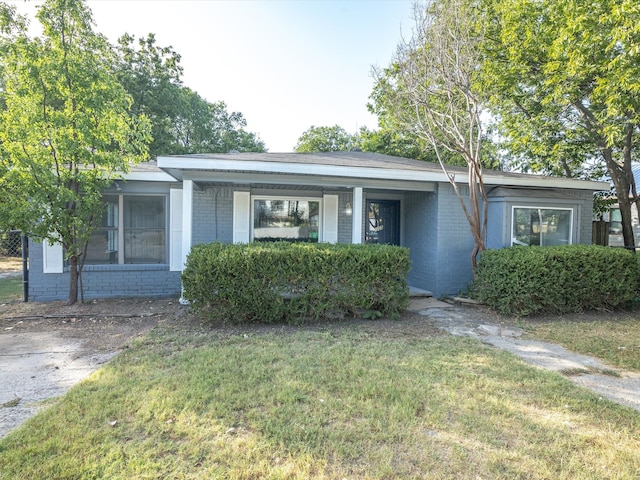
157 156 608 191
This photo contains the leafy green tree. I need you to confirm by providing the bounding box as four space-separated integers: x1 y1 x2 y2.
358 126 436 161
294 125 360 152
480 0 640 248
117 34 265 156
372 0 489 269
171 89 265 154
116 33 183 157
0 0 151 304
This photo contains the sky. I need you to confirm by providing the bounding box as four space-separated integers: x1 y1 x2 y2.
9 0 414 152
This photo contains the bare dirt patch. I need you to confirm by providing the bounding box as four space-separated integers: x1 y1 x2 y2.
0 297 187 354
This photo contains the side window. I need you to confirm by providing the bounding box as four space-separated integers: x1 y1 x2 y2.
512 207 573 246
85 195 166 264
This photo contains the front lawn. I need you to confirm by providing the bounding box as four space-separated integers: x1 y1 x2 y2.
0 276 22 303
1 320 640 479
523 311 640 371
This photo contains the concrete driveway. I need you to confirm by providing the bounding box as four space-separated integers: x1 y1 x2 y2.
0 330 115 437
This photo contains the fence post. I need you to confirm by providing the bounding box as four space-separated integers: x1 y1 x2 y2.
21 234 28 302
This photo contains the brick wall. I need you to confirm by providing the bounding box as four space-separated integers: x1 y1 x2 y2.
404 191 437 292
28 243 181 301
434 184 476 296
193 186 234 244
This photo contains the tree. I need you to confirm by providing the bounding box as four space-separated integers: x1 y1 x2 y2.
480 0 640 248
358 126 438 161
372 0 489 270
116 33 183 157
0 0 150 304
294 125 360 152
171 90 266 154
117 34 265 156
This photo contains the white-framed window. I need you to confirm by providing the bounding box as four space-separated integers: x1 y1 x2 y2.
252 196 320 242
511 206 573 246
85 194 167 264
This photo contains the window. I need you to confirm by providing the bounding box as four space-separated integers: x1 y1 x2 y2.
609 208 622 234
86 195 166 264
512 207 573 246
253 198 319 242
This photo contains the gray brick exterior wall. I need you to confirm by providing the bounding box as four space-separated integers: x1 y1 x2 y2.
404 191 437 292
337 191 353 244
433 184 477 296
193 186 234 244
28 242 181 301
26 180 598 302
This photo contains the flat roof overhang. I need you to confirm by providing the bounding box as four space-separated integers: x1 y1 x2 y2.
157 156 608 192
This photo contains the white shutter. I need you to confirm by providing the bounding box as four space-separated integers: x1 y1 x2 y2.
42 239 63 273
169 188 183 271
233 191 251 243
322 194 339 243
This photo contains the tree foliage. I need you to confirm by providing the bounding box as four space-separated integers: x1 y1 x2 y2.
0 0 151 303
480 0 640 248
371 0 489 270
294 125 360 153
116 34 265 156
358 125 437 161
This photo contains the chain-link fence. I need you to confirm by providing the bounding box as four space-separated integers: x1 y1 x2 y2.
0 230 23 258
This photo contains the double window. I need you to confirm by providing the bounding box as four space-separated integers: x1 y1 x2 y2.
253 198 320 242
512 207 573 246
85 195 166 264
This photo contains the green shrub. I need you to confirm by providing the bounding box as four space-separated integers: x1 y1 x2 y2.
181 242 410 324
471 245 638 316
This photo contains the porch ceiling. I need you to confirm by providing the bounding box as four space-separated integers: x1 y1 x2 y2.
180 170 437 192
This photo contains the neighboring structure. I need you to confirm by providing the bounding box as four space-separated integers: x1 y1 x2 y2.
29 152 606 301
607 163 640 248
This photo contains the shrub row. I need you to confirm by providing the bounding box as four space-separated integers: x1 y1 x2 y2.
471 245 638 316
181 242 410 324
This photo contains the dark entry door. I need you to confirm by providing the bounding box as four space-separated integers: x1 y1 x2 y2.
366 200 400 245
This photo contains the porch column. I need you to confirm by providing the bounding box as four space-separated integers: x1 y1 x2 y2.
181 179 194 269
352 187 363 244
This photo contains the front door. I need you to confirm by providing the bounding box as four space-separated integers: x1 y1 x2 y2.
366 200 400 245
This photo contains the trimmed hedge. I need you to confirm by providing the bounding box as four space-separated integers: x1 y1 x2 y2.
471 245 638 316
181 242 410 324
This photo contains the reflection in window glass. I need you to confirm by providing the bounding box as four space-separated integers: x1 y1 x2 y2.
512 207 573 246
254 200 319 242
609 208 622 234
85 195 166 264
124 196 165 263
85 196 119 264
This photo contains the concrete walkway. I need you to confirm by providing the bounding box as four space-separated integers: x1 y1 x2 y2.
409 297 640 413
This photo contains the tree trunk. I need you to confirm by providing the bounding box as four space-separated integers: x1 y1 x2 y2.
68 254 79 305
602 148 635 250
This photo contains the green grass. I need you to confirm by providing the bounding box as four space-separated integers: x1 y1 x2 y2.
0 276 22 303
524 313 640 371
2 322 640 479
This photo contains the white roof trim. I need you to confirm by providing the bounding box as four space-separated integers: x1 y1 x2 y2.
158 156 607 191
122 171 177 182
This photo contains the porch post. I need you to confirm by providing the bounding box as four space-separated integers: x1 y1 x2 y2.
179 179 194 305
181 179 193 270
352 187 363 244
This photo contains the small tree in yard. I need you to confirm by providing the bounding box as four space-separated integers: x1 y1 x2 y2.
372 0 488 270
0 0 150 304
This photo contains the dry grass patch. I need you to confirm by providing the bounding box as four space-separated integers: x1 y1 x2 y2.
0 257 22 272
523 311 640 371
1 320 640 479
